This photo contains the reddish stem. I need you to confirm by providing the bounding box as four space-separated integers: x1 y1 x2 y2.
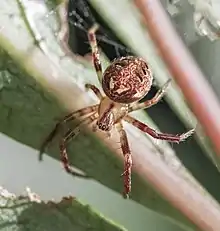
134 0 220 155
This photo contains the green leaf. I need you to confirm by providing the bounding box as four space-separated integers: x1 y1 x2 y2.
0 187 126 231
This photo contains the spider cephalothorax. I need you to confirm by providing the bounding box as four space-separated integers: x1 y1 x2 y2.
102 56 153 103
40 24 194 199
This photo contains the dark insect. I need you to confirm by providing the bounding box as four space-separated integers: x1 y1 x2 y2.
40 24 194 198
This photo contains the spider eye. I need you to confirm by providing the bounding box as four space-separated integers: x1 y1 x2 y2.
97 123 106 131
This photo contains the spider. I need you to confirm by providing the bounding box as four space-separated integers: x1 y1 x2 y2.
40 24 194 199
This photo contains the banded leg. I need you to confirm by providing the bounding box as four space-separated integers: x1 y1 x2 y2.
85 83 103 100
129 79 171 112
39 104 98 160
116 122 132 199
88 24 103 83
60 112 98 177
124 115 194 143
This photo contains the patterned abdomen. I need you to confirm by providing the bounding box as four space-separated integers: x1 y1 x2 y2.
102 56 153 104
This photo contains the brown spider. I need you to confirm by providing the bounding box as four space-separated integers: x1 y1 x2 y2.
40 24 194 199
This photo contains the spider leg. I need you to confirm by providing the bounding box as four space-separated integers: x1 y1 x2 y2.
124 115 194 143
85 83 103 100
115 122 132 199
129 79 171 112
39 104 98 160
88 24 103 83
60 112 98 177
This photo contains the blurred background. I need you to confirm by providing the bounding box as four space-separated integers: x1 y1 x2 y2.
0 133 185 231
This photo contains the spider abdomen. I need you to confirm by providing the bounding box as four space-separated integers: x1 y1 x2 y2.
102 56 153 104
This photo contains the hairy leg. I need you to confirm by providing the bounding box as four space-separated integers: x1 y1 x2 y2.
60 112 98 177
129 79 171 112
124 115 194 143
88 24 103 83
85 83 103 100
115 122 132 199
39 105 98 159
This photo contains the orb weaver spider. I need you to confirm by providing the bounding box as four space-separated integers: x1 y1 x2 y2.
40 24 194 198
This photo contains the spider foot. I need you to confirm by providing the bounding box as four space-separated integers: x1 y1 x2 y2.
120 170 131 199
122 192 129 199
38 151 44 161
85 83 91 90
39 144 47 161
64 166 91 179
159 79 171 93
179 128 195 142
88 23 99 34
